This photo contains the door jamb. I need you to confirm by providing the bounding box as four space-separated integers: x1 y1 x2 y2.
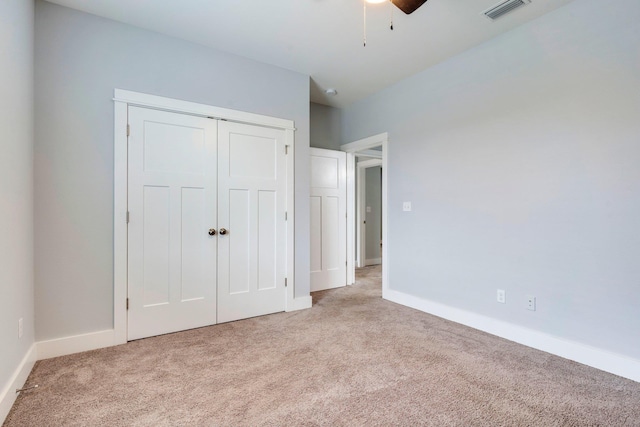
341 132 388 296
113 89 298 344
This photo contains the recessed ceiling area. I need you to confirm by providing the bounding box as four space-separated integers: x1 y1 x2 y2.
44 0 576 108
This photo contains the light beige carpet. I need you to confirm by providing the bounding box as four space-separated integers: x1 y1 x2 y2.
5 266 640 426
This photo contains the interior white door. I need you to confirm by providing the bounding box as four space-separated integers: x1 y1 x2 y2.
310 148 347 292
217 121 287 323
128 107 218 340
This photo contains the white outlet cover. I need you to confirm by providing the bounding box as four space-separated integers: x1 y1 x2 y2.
527 295 536 311
366 206 371 213
402 202 412 212
497 289 506 303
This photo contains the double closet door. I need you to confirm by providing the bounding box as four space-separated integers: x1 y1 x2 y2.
127 106 287 340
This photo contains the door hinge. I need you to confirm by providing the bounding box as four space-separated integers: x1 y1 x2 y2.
126 298 129 310
126 124 130 137
284 145 289 155
126 211 130 223
285 278 288 287
285 211 288 221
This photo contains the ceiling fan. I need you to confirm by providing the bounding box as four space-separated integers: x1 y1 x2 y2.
389 0 428 14
366 0 428 14
361 0 428 46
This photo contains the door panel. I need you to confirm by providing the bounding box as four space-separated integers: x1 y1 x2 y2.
310 196 322 273
181 187 207 301
217 121 287 323
142 185 170 306
258 190 278 291
128 107 217 340
229 189 250 295
310 148 347 292
323 195 340 270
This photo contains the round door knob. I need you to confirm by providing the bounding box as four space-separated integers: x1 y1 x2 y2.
208 228 216 236
219 228 227 235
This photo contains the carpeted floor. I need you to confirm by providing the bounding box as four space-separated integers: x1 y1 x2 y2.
5 266 640 426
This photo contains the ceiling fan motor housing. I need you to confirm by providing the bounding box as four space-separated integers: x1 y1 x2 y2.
391 0 428 14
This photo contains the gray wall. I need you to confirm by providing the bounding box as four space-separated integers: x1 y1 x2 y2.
34 0 310 341
0 0 35 396
365 167 382 262
310 102 342 150
342 0 640 360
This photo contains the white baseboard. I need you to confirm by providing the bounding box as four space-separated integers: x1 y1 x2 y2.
37 330 116 360
365 258 382 266
1 343 37 424
287 296 313 311
384 288 640 383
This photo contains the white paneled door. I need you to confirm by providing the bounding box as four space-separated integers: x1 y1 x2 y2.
128 107 287 340
310 148 347 292
128 107 218 340
217 121 287 323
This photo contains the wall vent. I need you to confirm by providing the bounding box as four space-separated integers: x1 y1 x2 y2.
483 0 531 20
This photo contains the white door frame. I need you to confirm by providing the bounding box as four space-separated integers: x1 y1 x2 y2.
341 132 388 295
357 158 383 268
113 89 300 344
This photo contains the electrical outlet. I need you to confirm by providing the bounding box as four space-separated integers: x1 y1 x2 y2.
497 289 506 304
18 318 23 338
527 295 536 311
402 202 412 212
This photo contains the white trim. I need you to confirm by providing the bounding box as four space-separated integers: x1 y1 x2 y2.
36 330 116 360
345 154 355 285
113 89 294 130
355 149 382 159
113 99 128 346
284 128 296 310
342 132 389 153
114 89 298 342
0 344 37 424
385 289 640 383
365 258 382 266
357 158 383 169
356 166 365 267
381 138 389 297
288 296 313 311
343 132 388 293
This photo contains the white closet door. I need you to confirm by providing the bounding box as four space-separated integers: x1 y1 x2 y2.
217 121 287 323
128 107 217 340
310 148 347 292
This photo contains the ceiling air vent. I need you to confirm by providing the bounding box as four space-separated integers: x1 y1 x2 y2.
483 0 531 20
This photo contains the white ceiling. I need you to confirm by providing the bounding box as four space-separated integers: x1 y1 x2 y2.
45 0 575 108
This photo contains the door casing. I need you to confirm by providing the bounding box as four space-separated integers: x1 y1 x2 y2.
341 133 388 296
113 89 301 344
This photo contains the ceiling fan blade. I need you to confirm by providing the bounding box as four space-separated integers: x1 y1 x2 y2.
391 0 428 15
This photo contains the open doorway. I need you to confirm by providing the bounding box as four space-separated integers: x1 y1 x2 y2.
341 133 388 295
357 159 382 268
